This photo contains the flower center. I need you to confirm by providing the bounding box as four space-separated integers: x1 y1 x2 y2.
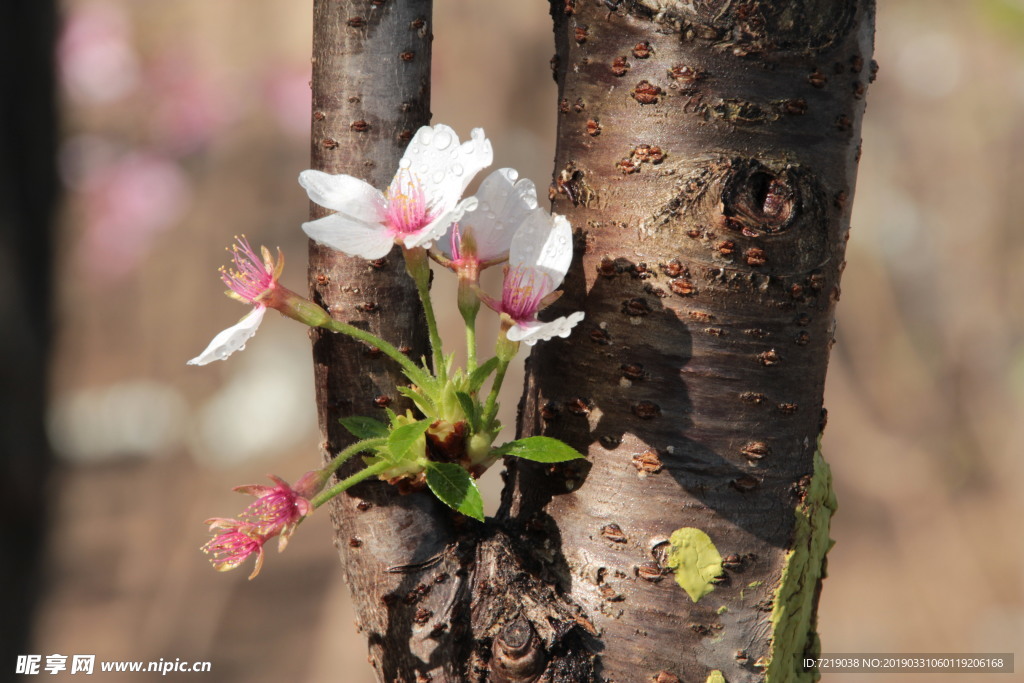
501 266 549 322
219 237 275 304
384 170 437 236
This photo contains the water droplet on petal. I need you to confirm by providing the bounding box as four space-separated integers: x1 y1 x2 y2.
399 158 412 169
432 170 445 184
433 129 453 150
451 163 464 176
418 128 434 145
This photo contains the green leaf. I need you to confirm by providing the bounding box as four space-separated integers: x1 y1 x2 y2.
467 356 499 392
397 385 436 414
386 420 430 463
665 527 723 602
425 463 484 521
494 436 586 463
455 391 480 431
339 416 389 440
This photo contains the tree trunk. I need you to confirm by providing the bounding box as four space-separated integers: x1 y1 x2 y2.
310 1 874 680
507 1 874 681
306 1 461 679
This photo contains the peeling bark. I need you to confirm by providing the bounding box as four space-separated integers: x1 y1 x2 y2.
506 1 875 681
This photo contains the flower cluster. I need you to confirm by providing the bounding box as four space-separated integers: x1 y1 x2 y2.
192 124 586 577
201 472 325 579
301 126 582 345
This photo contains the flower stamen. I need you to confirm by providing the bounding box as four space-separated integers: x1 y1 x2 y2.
384 170 438 237
219 235 281 304
501 266 551 322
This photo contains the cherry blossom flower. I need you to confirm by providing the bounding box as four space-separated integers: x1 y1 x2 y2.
439 167 538 276
201 518 267 579
299 124 493 259
234 472 324 547
201 471 325 578
483 208 584 345
187 237 284 366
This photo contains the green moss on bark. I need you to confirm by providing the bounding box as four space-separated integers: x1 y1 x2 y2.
765 445 837 682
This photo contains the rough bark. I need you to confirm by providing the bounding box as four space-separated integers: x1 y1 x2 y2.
505 1 875 682
310 1 873 681
0 0 57 666
307 1 456 679
310 4 600 682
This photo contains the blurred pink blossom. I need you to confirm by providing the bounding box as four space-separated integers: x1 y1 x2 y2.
263 68 312 139
58 3 140 104
75 151 192 283
147 54 236 155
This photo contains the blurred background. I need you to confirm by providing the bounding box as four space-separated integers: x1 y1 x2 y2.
11 0 1023 680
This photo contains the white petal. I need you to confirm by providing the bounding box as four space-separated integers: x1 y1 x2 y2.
509 210 574 295
508 311 585 345
400 124 493 215
411 196 478 251
188 307 267 366
444 168 538 261
302 213 395 259
298 170 386 223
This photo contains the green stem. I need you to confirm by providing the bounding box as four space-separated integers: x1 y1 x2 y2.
318 318 430 388
464 313 478 374
457 279 481 374
322 437 386 477
404 247 446 382
311 459 393 509
481 358 510 427
418 275 445 381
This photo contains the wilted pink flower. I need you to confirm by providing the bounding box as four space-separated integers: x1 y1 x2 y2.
299 124 493 258
234 472 324 547
201 519 267 579
201 471 325 579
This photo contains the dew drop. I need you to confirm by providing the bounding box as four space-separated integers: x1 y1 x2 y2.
399 158 411 169
451 163 464 176
418 128 434 145
432 170 445 184
433 129 453 149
